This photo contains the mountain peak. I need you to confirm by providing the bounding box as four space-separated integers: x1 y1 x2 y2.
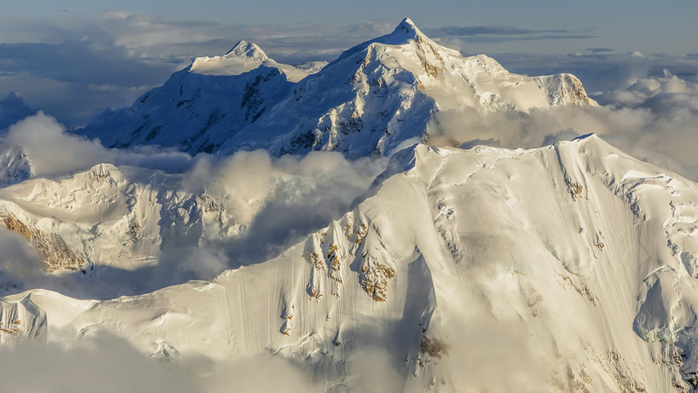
382 17 428 45
224 40 269 61
189 40 272 76
396 17 418 32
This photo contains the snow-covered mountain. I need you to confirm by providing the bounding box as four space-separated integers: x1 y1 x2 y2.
79 41 313 153
79 40 316 154
4 135 698 391
78 18 595 158
9 15 698 393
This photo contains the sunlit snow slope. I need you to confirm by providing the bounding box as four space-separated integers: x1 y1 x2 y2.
5 135 698 391
78 18 595 157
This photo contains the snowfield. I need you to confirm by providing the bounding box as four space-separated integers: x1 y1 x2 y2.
2 17 698 393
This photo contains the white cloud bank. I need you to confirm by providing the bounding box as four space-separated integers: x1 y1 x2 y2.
0 327 411 393
428 68 698 181
4 111 197 176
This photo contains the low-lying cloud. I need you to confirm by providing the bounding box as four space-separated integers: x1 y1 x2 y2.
3 112 198 176
0 329 412 393
430 105 698 180
427 67 698 181
0 332 199 393
424 25 576 37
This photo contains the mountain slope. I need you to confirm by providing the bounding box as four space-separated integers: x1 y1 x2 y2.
0 144 31 187
78 18 595 158
79 42 317 153
0 152 373 298
218 18 595 158
4 136 698 391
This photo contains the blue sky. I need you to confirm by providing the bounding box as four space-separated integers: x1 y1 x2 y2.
3 0 697 54
0 1 696 125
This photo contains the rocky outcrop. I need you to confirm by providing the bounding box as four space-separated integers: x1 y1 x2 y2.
304 212 396 302
0 213 87 273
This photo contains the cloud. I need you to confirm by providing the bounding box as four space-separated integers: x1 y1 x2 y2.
339 350 405 392
425 25 569 36
424 25 595 44
206 355 322 393
0 228 42 294
145 148 385 293
456 34 596 44
0 332 200 393
0 327 406 393
0 40 170 87
596 69 698 107
428 79 698 181
438 314 549 391
3 112 197 177
586 47 614 53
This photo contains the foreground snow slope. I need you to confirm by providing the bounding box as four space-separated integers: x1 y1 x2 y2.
5 135 698 391
78 18 595 157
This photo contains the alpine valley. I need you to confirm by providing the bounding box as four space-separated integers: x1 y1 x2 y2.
1 18 697 393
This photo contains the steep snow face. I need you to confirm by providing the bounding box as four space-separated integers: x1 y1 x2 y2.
7 136 698 391
81 65 293 153
0 144 31 187
0 296 46 346
77 18 595 158
78 46 316 154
